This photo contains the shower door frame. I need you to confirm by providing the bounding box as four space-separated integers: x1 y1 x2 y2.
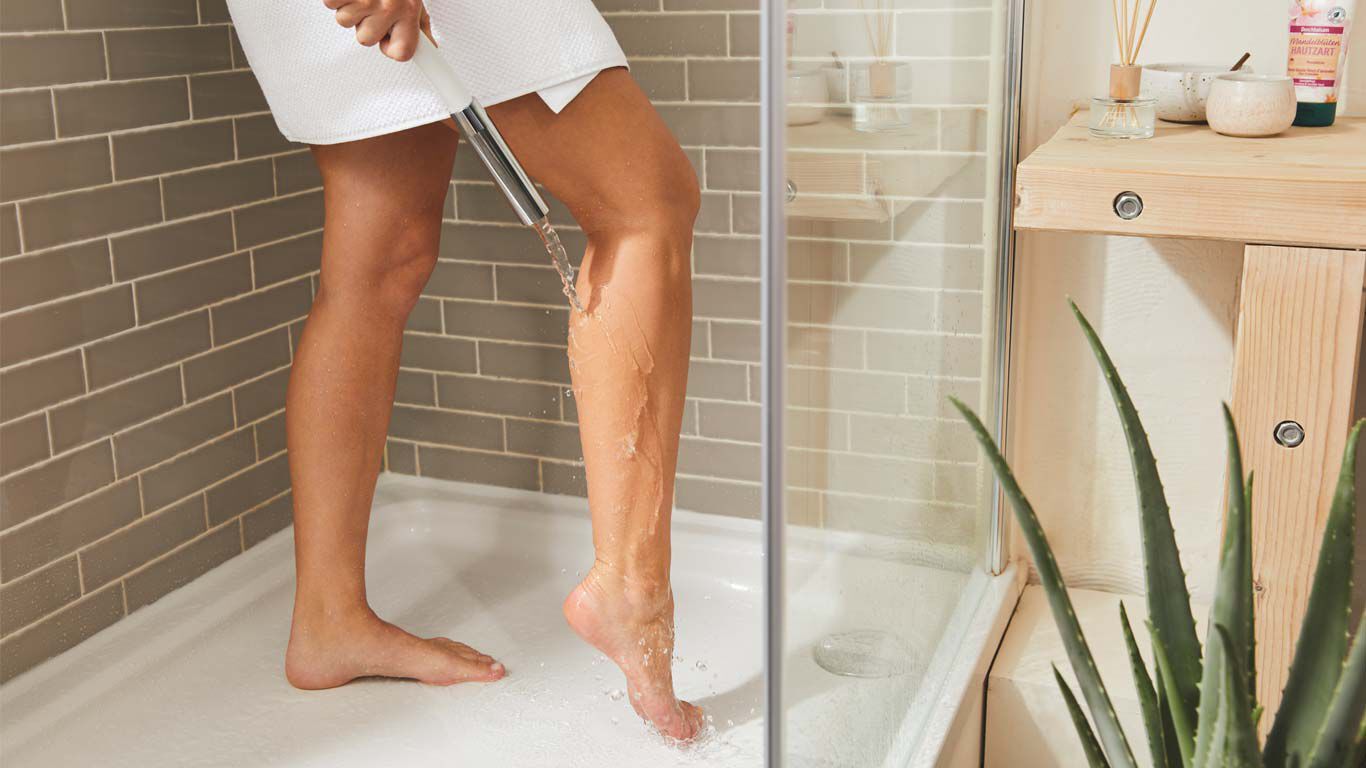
758 0 1028 763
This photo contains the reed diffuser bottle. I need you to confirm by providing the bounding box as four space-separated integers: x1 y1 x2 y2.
851 0 912 132
1090 0 1158 138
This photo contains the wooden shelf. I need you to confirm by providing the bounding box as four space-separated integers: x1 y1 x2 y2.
1014 114 1366 248
784 117 972 222
787 116 939 151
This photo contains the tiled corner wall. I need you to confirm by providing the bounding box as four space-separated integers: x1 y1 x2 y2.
385 0 992 558
0 0 320 680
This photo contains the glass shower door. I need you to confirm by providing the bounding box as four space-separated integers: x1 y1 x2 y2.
760 0 1016 764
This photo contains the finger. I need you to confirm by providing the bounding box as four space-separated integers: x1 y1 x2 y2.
420 10 433 39
380 14 419 61
333 2 367 28
354 13 392 47
321 0 354 9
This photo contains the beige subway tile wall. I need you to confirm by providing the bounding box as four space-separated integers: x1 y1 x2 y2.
0 0 315 681
386 0 991 562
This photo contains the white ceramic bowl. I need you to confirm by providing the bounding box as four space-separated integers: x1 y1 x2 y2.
1142 63 1252 122
1206 73 1296 137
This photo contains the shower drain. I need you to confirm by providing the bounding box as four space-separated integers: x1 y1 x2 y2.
813 629 923 679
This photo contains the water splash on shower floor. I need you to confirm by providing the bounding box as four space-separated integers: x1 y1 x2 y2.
534 216 584 312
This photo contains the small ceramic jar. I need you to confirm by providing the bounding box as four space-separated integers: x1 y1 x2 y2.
1142 63 1253 123
786 67 828 126
1205 73 1297 137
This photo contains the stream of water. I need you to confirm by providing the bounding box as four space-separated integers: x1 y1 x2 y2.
533 216 584 313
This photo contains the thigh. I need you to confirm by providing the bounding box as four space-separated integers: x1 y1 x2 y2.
310 121 458 277
484 68 696 234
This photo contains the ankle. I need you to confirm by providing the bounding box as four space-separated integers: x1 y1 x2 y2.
582 563 672 617
291 592 373 630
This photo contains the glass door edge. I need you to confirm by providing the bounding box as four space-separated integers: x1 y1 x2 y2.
759 0 788 765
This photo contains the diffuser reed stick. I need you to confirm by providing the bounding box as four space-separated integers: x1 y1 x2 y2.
860 0 892 59
1099 0 1158 130
860 0 896 97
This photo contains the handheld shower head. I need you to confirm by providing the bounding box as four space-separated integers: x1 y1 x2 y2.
411 36 549 227
409 36 583 312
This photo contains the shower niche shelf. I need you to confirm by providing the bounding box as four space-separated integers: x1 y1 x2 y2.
784 117 974 222
1013 113 1366 726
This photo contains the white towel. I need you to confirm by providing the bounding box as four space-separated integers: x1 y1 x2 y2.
226 0 627 145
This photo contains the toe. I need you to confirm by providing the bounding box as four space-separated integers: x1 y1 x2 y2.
465 659 505 682
417 638 506 685
662 706 704 741
680 702 705 736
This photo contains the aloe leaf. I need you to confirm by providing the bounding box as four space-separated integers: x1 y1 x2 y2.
1121 602 1167 768
1244 470 1257 702
1150 621 1197 765
1157 663 1187 768
1266 419 1363 765
1195 407 1259 765
952 397 1137 768
1055 665 1113 768
1306 612 1366 768
1355 718 1366 765
1197 626 1263 768
1070 300 1202 720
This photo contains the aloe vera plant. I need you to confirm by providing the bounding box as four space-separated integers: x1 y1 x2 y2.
951 300 1365 768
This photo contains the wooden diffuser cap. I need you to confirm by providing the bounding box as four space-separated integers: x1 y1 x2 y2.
1109 64 1142 100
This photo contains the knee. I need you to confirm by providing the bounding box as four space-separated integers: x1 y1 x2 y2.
644 150 701 233
584 143 699 235
663 156 702 230
370 227 439 319
320 223 439 322
584 150 700 275
637 158 699 280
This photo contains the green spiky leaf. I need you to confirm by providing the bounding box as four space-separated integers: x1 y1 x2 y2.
951 397 1138 768
1244 470 1257 702
1055 665 1113 768
1197 626 1263 768
1306 612 1366 768
1150 621 1196 765
1070 300 1203 723
1121 602 1168 768
1266 420 1363 765
1196 407 1259 765
1156 662 1187 768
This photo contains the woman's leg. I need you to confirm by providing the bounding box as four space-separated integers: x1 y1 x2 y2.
283 121 504 690
485 69 702 739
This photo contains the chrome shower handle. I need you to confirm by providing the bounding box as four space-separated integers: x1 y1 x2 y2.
410 36 549 227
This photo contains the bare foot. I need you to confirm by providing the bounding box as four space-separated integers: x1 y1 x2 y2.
285 605 505 690
564 566 704 740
